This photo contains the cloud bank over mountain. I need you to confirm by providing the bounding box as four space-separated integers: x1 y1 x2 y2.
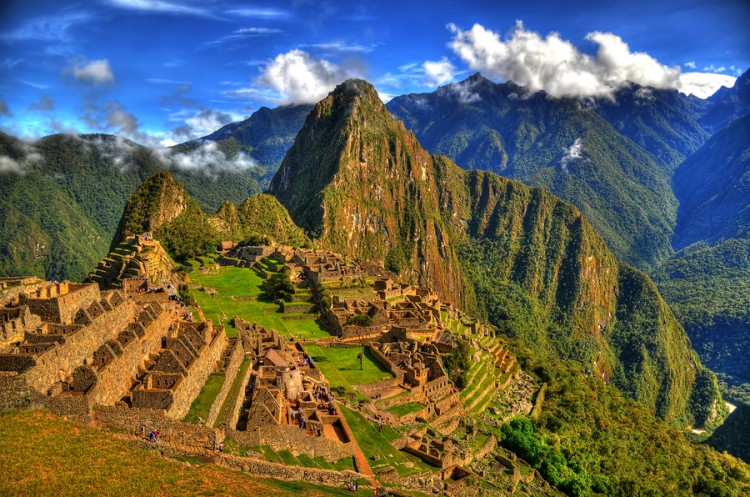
448 22 736 99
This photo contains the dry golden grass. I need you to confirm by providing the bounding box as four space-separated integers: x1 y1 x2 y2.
0 410 355 497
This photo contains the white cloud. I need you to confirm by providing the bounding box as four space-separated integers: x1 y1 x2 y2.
300 41 376 53
256 49 362 104
226 8 289 19
678 72 737 99
684 61 697 69
155 141 257 173
560 138 584 173
0 156 23 174
107 0 209 17
72 59 115 86
423 57 455 86
447 22 694 99
169 108 238 142
446 78 482 104
2 11 92 42
0 140 43 175
203 27 283 48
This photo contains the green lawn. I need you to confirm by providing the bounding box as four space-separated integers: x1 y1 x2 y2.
189 267 331 339
182 373 225 424
339 405 434 477
304 344 393 388
386 402 425 417
243 445 357 473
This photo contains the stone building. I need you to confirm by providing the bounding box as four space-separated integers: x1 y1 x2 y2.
132 320 227 419
0 283 138 410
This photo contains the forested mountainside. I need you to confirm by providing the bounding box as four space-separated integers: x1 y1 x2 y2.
194 104 312 180
386 74 678 270
653 239 750 387
672 113 750 249
269 79 719 425
0 132 264 281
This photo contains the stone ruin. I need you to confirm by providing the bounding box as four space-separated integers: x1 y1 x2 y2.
0 275 232 426
369 329 462 422
238 330 355 458
132 320 227 419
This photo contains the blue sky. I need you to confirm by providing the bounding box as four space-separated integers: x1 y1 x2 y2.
1 0 748 146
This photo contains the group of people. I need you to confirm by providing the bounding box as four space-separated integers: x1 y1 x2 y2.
346 481 358 492
148 429 160 442
290 407 307 429
296 353 312 367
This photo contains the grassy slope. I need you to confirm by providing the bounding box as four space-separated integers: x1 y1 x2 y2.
188 266 331 339
0 410 355 497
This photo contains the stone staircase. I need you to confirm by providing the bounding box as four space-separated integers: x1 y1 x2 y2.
86 236 174 290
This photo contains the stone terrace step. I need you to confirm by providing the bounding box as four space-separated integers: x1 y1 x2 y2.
465 369 497 411
470 381 498 415
461 363 490 402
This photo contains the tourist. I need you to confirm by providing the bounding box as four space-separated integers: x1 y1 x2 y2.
219 442 224 453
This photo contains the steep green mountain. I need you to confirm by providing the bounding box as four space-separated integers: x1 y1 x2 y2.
211 194 310 247
269 79 718 425
592 84 709 170
700 68 750 134
672 113 750 249
270 80 465 304
0 133 109 281
387 74 677 270
0 131 264 281
111 172 310 262
112 171 221 261
195 104 312 179
654 238 750 387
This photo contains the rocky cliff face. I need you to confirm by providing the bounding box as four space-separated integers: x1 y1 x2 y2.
268 79 716 424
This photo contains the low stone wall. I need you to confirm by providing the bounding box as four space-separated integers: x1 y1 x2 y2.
93 405 219 449
0 373 45 410
221 454 355 487
207 339 244 427
369 344 405 382
354 378 400 398
47 392 91 421
227 425 356 462
280 303 315 314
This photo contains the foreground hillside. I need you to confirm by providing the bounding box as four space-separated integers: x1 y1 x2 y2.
268 79 718 425
0 410 354 497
